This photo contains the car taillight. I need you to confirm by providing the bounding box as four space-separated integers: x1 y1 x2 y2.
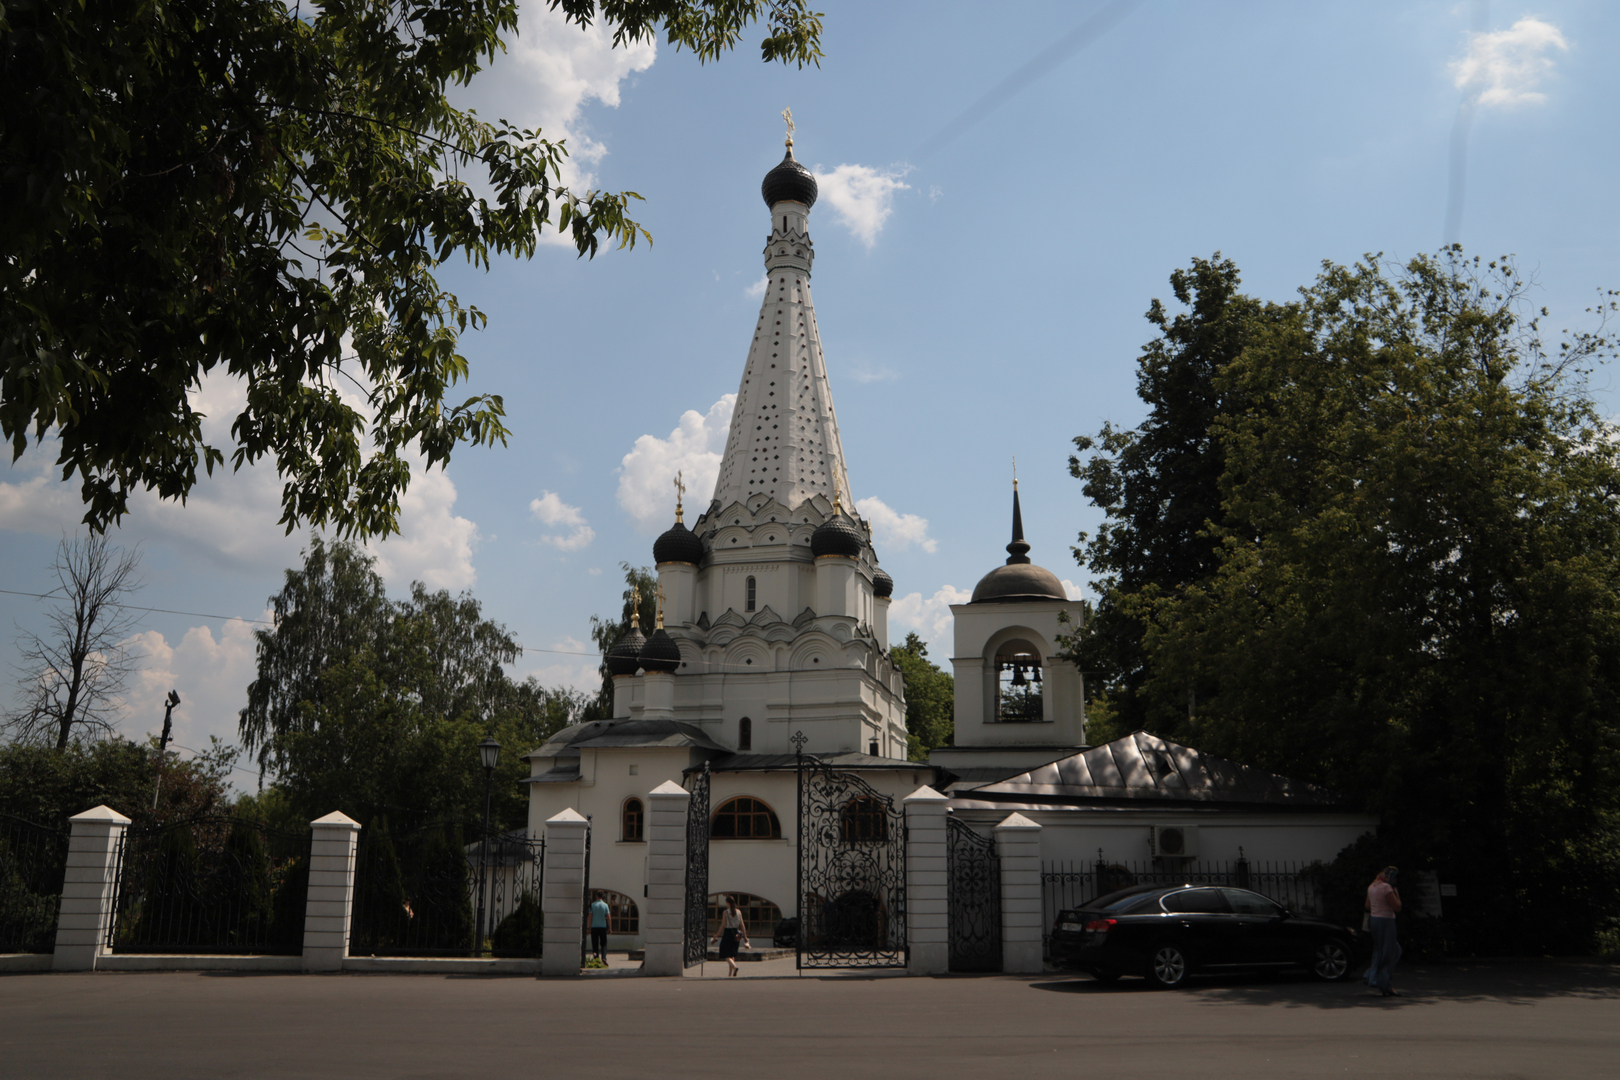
1084 918 1116 933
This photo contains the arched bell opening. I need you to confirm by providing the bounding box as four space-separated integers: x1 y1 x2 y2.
994 638 1044 723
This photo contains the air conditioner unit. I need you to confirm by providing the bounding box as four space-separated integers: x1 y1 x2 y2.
1152 824 1199 859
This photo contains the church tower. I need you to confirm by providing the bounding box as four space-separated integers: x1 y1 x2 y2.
608 131 907 760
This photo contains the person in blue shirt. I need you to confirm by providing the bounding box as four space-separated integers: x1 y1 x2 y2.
589 892 611 962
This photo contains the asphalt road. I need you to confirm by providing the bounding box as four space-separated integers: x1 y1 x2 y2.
2 960 1616 1079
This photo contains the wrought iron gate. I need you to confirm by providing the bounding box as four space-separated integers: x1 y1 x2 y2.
580 816 593 967
682 763 711 969
796 741 907 969
946 816 1001 972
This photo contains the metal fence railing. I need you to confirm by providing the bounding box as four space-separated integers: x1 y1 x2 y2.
107 816 313 955
348 823 544 958
1040 857 1324 953
0 812 70 954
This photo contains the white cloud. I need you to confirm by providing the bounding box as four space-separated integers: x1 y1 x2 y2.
125 616 262 759
454 4 657 197
1450 18 1568 107
856 497 937 553
518 636 600 695
530 491 596 551
367 466 480 588
888 584 972 655
745 274 768 298
813 164 911 247
847 361 899 384
1059 578 1086 601
617 395 736 533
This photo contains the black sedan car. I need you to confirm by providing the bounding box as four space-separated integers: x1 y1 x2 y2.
1048 884 1356 988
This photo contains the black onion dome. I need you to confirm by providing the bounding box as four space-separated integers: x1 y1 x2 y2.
761 147 818 209
811 514 864 558
638 628 682 673
872 567 894 598
605 625 646 677
653 520 705 565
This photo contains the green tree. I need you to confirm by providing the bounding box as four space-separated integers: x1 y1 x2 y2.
890 632 953 761
1129 250 1620 951
0 737 236 827
240 540 584 828
1065 255 1283 735
1 0 825 537
586 563 657 719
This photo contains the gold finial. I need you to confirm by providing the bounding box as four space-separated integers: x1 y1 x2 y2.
673 470 686 524
1013 455 1018 491
655 582 666 630
630 584 640 626
782 107 795 148
832 488 842 517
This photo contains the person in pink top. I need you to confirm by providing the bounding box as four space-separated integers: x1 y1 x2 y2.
1364 867 1403 997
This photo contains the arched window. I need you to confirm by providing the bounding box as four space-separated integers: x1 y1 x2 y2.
738 717 752 751
621 798 644 842
994 639 1044 723
707 892 784 938
746 576 757 612
595 890 640 933
841 796 889 842
712 796 781 839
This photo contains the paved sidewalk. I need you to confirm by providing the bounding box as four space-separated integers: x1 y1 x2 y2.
2 960 1615 1079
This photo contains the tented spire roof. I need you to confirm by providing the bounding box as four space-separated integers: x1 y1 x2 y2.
710 148 851 513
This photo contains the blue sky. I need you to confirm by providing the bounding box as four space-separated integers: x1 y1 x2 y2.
4 1 1617 774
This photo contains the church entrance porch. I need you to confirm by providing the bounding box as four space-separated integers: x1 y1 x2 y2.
794 743 907 970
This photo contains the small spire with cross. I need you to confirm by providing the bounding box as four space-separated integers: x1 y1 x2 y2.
673 470 686 524
782 107 795 147
1013 454 1018 492
655 581 666 630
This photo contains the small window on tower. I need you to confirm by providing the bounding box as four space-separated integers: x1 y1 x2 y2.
746 576 757 612
739 717 752 751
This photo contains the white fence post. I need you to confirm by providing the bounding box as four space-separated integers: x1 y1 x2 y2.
541 809 588 976
994 812 1043 974
52 805 132 972
302 812 361 972
903 786 950 976
641 780 691 976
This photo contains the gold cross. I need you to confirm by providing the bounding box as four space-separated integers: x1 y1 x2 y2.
782 107 795 146
673 471 685 523
655 582 667 629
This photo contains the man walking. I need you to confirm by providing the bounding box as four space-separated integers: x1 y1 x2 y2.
589 891 611 963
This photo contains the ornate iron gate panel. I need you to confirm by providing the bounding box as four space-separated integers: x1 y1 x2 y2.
796 746 907 969
682 763 711 969
946 816 1001 972
580 816 593 967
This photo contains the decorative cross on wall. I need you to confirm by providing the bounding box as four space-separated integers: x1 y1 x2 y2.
790 730 808 755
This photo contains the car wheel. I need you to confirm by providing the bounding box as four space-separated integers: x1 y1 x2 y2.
1310 939 1351 981
1090 969 1121 983
1146 943 1190 989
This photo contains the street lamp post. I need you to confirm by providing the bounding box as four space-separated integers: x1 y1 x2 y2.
473 737 500 958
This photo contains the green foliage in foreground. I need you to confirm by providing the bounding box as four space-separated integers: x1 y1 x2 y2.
1070 249 1620 953
0 737 237 827
1 0 823 538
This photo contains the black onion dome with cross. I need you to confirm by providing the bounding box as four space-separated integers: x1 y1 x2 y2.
653 471 705 566
707 116 856 517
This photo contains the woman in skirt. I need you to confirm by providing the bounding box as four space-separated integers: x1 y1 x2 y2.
715 895 750 977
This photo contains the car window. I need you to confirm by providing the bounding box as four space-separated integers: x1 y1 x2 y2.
1101 891 1155 912
1221 889 1282 916
1160 888 1229 913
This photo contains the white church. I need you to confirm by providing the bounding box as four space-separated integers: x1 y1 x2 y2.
523 134 1375 950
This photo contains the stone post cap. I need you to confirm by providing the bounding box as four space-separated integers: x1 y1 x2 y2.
70 804 132 825
993 811 1041 831
903 785 949 804
546 808 589 825
310 811 361 830
648 780 690 797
